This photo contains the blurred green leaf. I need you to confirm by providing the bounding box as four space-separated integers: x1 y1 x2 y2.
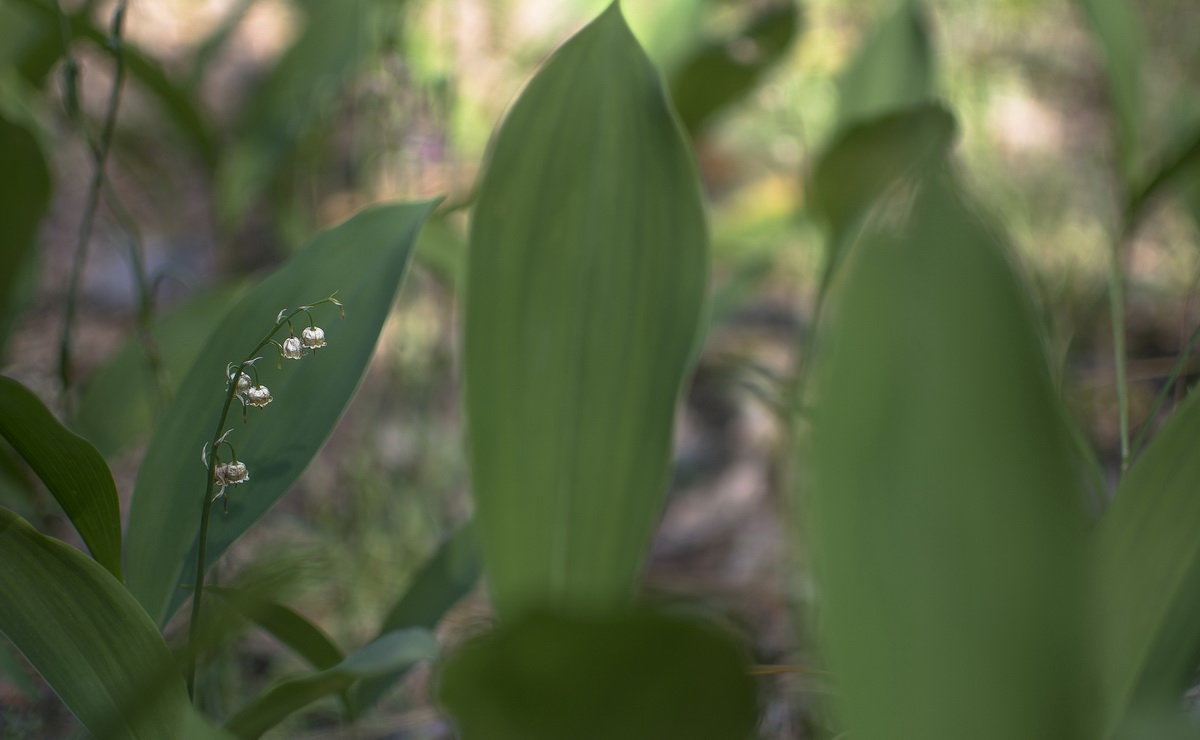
669 1 801 134
125 201 437 625
10 0 217 166
0 376 122 580
1127 124 1200 227
74 282 248 458
0 113 50 352
439 609 756 740
1076 0 1144 180
836 0 934 129
1095 390 1200 736
810 103 955 287
352 522 482 712
224 628 436 740
804 171 1092 739
464 3 708 617
0 508 222 738
216 0 376 226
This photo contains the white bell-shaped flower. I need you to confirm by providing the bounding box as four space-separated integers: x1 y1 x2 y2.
214 460 249 487
301 326 326 349
280 335 304 359
229 370 252 395
245 385 272 407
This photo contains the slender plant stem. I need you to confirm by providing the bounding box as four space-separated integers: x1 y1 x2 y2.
185 301 338 700
58 0 129 406
1108 231 1132 472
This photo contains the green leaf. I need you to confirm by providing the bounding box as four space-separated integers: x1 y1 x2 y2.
1095 390 1200 736
1127 124 1200 226
835 0 934 129
0 113 50 352
125 201 437 625
224 628 436 740
803 171 1092 739
216 0 374 225
0 376 122 579
0 508 220 738
439 609 757 740
464 2 708 617
210 587 343 671
74 281 248 458
809 103 956 287
669 1 801 134
1076 0 1144 180
352 523 482 712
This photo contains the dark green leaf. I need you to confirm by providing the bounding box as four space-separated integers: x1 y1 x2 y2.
835 0 934 129
1127 124 1200 227
210 587 343 671
1076 0 1144 180
352 523 482 712
125 201 437 625
1095 390 1200 736
0 376 122 579
224 628 436 740
74 282 248 458
0 508 222 738
804 171 1092 739
669 1 801 134
464 2 708 618
0 114 51 352
439 609 756 740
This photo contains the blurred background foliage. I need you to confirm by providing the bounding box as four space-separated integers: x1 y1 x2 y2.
0 0 1198 736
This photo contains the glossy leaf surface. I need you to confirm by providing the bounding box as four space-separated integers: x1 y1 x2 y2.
126 202 435 625
0 509 219 738
464 3 708 618
0 376 122 579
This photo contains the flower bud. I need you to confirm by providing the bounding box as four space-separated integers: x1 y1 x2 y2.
301 326 326 349
245 385 272 407
280 335 304 359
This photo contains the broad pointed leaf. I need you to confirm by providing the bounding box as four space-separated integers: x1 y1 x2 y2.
0 376 122 579
803 171 1091 739
1096 389 1200 736
464 2 708 617
0 509 222 738
835 0 934 129
126 202 436 625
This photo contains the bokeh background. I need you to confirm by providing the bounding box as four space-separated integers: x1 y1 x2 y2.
1 0 1198 736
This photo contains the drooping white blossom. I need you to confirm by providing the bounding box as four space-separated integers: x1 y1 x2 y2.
301 326 326 349
280 335 304 359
